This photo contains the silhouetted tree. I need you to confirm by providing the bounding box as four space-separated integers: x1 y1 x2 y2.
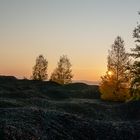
50 55 73 84
100 36 130 101
129 12 140 99
32 55 48 80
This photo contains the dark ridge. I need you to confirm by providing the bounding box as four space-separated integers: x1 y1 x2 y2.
64 82 89 89
0 75 17 81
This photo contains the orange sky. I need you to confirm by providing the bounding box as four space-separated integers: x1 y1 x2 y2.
0 0 138 81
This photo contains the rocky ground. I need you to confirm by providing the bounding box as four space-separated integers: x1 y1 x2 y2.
0 76 140 140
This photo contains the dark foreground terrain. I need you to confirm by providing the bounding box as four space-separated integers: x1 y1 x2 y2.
0 76 140 140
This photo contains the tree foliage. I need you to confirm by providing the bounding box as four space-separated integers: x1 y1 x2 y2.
129 13 140 99
100 36 130 101
32 55 48 80
50 55 73 84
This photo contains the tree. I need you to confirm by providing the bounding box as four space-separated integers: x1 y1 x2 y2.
100 36 130 101
129 13 140 99
32 55 48 80
50 55 73 84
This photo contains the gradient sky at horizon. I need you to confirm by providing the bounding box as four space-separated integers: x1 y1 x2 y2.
0 0 140 81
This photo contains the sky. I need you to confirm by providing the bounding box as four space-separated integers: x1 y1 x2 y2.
0 0 140 81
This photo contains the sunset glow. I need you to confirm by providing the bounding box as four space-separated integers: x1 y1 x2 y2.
107 71 113 76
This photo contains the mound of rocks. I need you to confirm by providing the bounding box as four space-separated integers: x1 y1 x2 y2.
0 108 140 140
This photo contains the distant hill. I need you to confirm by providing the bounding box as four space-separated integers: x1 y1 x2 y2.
73 80 100 85
0 75 17 80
